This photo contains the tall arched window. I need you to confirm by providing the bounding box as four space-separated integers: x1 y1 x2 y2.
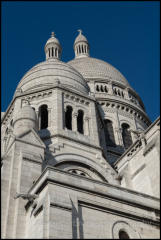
100 85 104 92
77 110 84 134
82 45 84 53
119 230 130 239
104 120 116 147
96 85 100 92
122 123 132 149
39 105 48 130
65 106 73 130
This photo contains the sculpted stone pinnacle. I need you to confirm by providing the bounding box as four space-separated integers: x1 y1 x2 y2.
51 32 55 37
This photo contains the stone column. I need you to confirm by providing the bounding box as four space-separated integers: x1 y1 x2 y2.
130 131 138 143
124 87 130 100
108 81 113 95
52 88 63 133
114 110 124 146
114 127 123 146
48 108 51 127
72 111 78 132
89 101 100 145
3 136 8 153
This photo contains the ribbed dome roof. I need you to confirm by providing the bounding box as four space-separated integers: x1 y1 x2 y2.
68 57 130 87
45 32 60 46
45 37 60 46
16 59 89 95
74 32 88 45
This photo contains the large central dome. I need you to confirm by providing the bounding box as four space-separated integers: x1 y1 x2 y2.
68 56 130 87
68 30 130 88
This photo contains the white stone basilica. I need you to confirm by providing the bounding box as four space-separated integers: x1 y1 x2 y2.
1 31 160 239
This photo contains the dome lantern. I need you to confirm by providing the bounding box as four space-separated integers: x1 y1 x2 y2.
74 30 90 58
44 32 62 60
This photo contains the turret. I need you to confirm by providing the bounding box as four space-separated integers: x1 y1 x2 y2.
13 100 38 136
44 32 62 60
74 30 89 58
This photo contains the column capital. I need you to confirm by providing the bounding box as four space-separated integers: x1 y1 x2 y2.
84 116 90 121
72 111 78 118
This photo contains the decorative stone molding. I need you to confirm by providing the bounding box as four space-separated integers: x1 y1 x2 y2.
112 221 141 239
127 140 142 158
64 92 90 106
97 99 150 126
2 107 14 126
22 90 52 102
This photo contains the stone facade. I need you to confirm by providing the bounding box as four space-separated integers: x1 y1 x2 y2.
1 31 160 239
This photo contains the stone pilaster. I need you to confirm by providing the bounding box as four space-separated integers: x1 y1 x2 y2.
84 116 90 136
108 81 113 95
51 88 63 133
124 87 130 100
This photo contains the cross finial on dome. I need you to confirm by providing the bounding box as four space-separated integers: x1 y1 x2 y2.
78 29 82 35
51 32 55 37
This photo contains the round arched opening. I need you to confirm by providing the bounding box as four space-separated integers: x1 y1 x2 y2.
119 230 130 239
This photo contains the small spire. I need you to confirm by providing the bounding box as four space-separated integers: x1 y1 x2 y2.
78 29 82 35
51 32 55 37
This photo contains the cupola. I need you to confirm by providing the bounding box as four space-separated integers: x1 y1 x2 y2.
44 32 62 60
74 30 90 58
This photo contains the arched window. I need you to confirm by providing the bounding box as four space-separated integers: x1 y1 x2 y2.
113 88 117 95
104 120 115 147
65 106 73 130
10 119 13 127
52 47 54 57
119 230 130 239
100 85 104 92
85 45 87 53
39 105 48 130
77 110 84 134
82 45 84 53
122 123 132 149
5 127 9 135
96 85 100 92
104 86 108 93
49 48 50 57
79 45 81 53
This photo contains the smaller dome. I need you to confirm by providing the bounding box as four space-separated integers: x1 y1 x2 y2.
74 30 88 45
17 60 90 95
45 32 60 46
13 101 37 135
